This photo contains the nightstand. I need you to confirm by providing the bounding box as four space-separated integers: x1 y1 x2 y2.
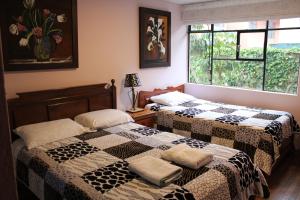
128 109 156 127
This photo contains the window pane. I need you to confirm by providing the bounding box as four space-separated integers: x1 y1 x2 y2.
239 32 265 59
265 30 300 94
214 21 266 31
269 18 300 29
213 32 237 59
189 33 212 84
212 60 263 90
191 24 211 31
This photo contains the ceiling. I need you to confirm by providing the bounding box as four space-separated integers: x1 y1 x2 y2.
164 0 223 5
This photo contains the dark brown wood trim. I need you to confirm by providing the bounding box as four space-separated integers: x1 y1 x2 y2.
111 79 117 109
8 79 116 141
138 84 184 108
0 28 18 199
128 109 156 121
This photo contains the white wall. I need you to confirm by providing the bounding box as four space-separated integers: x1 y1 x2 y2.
4 0 300 123
4 0 187 111
185 83 300 122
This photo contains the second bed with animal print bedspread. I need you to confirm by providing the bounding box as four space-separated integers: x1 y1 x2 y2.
146 99 300 175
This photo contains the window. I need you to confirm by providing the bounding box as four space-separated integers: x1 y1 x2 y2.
188 18 300 94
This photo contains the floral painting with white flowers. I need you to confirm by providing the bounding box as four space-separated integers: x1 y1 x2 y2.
146 17 166 56
139 7 171 68
2 0 78 71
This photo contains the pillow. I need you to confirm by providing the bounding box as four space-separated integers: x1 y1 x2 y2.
74 109 134 129
15 119 86 149
150 91 196 106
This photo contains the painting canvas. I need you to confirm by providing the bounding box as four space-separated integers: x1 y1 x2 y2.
139 7 171 68
1 0 78 71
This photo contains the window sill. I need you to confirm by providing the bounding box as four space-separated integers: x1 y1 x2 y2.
186 82 298 97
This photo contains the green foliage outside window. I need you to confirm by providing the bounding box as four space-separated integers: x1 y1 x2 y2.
189 33 211 84
265 48 300 94
189 30 300 94
213 32 236 59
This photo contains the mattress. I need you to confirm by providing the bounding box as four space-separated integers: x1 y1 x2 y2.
13 122 269 200
146 98 300 175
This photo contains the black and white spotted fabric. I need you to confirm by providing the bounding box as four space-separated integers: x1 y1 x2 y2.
47 142 99 163
12 122 269 200
228 152 257 189
175 108 204 118
161 188 195 200
212 107 237 114
215 115 248 126
81 161 137 193
131 127 160 136
265 121 283 145
179 102 201 108
172 138 209 149
146 98 299 175
150 104 165 111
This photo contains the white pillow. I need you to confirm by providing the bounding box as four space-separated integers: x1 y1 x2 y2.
74 109 134 129
150 91 196 106
15 119 86 149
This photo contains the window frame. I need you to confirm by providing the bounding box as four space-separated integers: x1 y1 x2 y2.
188 20 300 93
236 30 266 61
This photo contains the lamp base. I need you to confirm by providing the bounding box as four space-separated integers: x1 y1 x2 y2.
126 107 144 113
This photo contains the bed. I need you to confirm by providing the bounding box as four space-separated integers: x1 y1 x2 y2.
138 85 300 175
9 80 269 200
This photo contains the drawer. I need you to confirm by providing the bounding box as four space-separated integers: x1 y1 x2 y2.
136 117 154 127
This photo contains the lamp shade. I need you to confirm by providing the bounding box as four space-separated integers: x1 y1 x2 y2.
124 73 141 87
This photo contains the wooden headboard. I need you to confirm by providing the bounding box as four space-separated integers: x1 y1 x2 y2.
138 84 184 108
8 79 116 140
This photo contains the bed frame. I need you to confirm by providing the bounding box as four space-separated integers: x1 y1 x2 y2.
8 80 116 199
8 79 116 141
138 84 184 108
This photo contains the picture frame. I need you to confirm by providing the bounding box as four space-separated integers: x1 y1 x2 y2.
0 0 78 71
139 7 171 68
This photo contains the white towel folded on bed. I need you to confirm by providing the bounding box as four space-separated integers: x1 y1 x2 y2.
128 156 182 187
161 144 213 169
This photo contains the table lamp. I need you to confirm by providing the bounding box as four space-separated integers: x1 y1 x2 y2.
124 73 144 112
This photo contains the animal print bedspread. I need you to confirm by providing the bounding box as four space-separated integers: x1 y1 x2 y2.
147 99 300 175
12 123 269 200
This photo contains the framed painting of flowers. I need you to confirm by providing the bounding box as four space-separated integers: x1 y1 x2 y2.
139 7 171 68
0 0 78 71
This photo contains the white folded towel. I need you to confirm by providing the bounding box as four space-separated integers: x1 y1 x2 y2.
128 156 183 187
161 144 213 169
